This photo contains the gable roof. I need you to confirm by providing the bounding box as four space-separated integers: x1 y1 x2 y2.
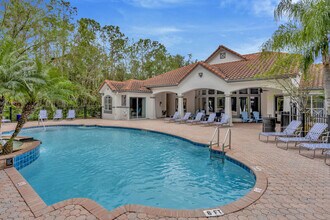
300 64 324 90
204 45 247 63
99 79 152 93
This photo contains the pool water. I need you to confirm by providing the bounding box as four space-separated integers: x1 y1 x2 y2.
19 126 255 210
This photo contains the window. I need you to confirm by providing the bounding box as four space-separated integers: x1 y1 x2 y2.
121 95 127 106
239 89 248 94
104 96 112 114
220 52 226 59
250 88 259 94
208 89 215 95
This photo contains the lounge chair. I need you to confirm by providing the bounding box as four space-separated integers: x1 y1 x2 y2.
39 110 48 121
241 111 252 123
298 137 330 159
53 109 63 120
1 117 10 123
66 109 75 120
276 123 328 150
325 150 330 166
214 113 230 126
252 111 262 123
187 112 204 124
175 112 191 123
199 113 216 125
259 120 302 142
164 112 179 122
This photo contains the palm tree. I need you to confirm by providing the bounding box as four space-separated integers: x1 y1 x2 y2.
2 60 75 154
0 38 39 151
263 0 330 111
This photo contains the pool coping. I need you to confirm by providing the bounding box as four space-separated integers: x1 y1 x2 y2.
3 124 268 219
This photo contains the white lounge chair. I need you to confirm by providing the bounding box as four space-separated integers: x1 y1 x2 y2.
298 138 330 159
53 109 63 120
66 109 75 120
187 112 204 124
259 120 302 142
175 112 191 123
164 112 179 122
325 150 330 166
1 117 11 123
276 123 328 150
39 110 48 121
199 113 217 125
214 114 230 127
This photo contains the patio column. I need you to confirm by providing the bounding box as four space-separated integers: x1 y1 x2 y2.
283 95 291 112
178 94 184 117
150 95 156 119
225 93 233 125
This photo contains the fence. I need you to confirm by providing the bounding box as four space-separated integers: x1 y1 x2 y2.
281 111 328 136
2 105 102 122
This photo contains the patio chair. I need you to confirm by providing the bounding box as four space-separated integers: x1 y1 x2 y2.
325 150 330 166
298 133 330 159
175 112 191 123
213 113 230 126
187 112 204 124
276 123 328 150
252 111 262 123
39 110 48 121
1 117 11 123
66 109 76 120
164 111 179 122
241 111 252 123
199 113 216 125
53 109 63 120
259 120 302 142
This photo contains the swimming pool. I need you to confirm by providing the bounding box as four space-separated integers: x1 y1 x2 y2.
18 126 255 210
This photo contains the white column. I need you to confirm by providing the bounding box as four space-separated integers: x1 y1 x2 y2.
178 94 184 117
225 93 233 125
150 95 156 119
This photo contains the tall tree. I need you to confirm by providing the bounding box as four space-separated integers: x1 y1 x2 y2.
263 0 330 112
2 60 75 154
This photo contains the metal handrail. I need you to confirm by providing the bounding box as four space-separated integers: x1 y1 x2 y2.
209 126 231 152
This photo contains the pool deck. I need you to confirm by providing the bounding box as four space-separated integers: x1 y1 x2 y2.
1 119 329 220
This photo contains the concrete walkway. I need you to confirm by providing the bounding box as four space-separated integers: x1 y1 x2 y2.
0 119 329 220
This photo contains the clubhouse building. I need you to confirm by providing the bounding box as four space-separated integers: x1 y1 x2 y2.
99 45 324 122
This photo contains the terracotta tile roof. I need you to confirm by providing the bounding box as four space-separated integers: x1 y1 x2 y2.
204 45 247 63
211 52 280 81
100 79 152 93
300 64 324 89
144 62 199 87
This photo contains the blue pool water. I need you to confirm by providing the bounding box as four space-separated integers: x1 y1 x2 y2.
18 126 255 210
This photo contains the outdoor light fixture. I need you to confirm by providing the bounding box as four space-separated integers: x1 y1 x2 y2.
199 72 203 78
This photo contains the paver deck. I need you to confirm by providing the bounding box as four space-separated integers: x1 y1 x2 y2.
0 119 329 220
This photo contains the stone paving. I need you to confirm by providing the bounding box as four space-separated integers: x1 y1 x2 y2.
0 119 329 219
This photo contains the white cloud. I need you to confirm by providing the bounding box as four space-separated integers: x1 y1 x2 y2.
232 37 268 54
131 26 184 35
124 0 195 8
220 0 280 17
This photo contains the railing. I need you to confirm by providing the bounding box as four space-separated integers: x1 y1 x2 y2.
209 126 232 152
281 111 328 136
2 105 102 122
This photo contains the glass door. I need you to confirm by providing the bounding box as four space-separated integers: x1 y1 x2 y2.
130 97 146 119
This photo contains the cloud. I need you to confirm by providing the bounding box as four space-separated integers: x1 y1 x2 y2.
220 0 280 17
123 0 195 8
232 37 268 54
130 26 184 35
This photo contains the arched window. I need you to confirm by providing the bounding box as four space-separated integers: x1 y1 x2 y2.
104 96 112 114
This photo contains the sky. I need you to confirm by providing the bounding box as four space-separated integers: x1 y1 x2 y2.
70 0 284 60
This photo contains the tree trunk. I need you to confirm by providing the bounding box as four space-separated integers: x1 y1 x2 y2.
0 95 5 151
2 101 36 155
323 55 330 113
